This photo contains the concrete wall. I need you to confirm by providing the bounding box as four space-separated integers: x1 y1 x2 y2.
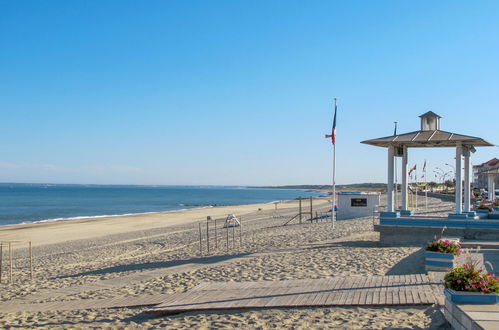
375 224 499 246
444 298 499 330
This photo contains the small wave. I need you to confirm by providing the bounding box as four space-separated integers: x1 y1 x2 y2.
2 205 216 227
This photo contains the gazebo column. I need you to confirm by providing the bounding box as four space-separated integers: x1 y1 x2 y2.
463 148 471 213
401 146 409 211
494 176 497 201
454 145 463 214
488 174 495 201
387 146 395 212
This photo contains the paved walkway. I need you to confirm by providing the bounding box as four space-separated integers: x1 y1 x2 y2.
146 274 443 315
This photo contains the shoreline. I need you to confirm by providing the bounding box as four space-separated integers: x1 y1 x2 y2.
2 205 215 228
0 196 329 247
0 184 325 228
0 195 325 229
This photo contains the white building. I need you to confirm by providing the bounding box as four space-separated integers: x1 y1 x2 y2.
337 192 380 220
473 158 499 190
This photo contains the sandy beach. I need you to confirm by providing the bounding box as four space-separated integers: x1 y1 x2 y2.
0 195 452 329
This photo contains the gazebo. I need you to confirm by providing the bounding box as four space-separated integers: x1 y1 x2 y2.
362 111 494 219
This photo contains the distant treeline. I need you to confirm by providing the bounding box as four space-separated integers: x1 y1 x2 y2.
252 183 387 191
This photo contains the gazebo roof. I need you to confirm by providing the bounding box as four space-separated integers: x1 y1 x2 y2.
362 111 494 148
361 129 493 148
419 111 441 118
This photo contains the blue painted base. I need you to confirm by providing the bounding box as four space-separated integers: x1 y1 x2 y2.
426 259 453 268
474 210 490 219
466 211 477 217
426 265 452 272
379 217 499 228
444 288 499 304
398 209 414 216
425 251 455 260
490 213 499 220
425 251 454 272
380 211 400 218
448 213 468 219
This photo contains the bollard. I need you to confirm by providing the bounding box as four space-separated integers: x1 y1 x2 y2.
206 218 210 254
299 198 302 224
310 197 313 221
29 241 33 280
199 222 202 255
0 243 2 283
232 223 235 249
9 242 12 283
215 219 218 249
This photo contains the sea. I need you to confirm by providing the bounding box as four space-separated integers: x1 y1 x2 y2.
0 183 324 227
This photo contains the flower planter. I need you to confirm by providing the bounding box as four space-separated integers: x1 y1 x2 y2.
425 251 455 272
444 288 499 304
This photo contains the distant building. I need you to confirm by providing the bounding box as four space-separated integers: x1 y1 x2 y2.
473 158 499 189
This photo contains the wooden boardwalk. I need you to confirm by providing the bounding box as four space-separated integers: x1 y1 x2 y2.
0 274 443 314
146 274 443 315
0 294 170 313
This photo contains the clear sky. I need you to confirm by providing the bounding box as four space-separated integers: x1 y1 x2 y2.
1 1 498 186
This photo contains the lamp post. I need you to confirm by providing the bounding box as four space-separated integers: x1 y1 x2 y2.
435 167 445 184
445 163 456 176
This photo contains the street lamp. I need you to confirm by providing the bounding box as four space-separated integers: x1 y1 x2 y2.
445 163 456 174
435 167 446 184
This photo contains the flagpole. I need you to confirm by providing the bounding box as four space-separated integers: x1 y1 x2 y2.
415 167 418 212
424 160 428 211
324 98 337 229
393 122 398 210
410 166 414 208
332 98 337 229
394 157 398 210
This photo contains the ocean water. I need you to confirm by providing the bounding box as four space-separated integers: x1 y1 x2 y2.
0 184 323 226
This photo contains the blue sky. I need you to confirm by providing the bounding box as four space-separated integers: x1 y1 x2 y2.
0 1 498 185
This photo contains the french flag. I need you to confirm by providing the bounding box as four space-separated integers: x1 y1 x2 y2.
331 101 337 145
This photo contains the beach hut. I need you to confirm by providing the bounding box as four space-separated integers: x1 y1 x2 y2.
336 192 380 220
